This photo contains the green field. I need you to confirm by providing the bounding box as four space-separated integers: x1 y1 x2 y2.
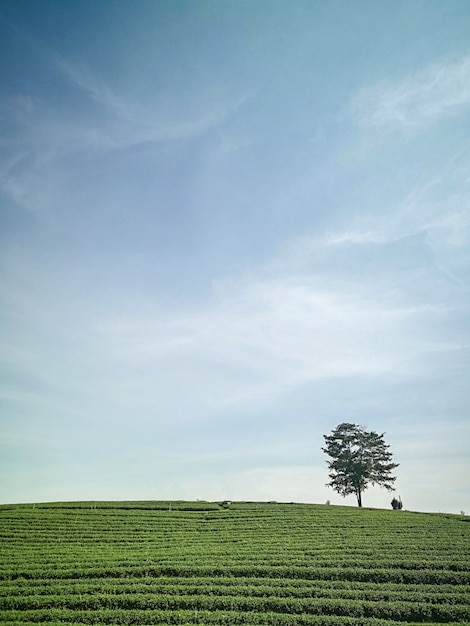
1 501 469 625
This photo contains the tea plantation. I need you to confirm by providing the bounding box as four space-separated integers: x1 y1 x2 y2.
1 500 469 625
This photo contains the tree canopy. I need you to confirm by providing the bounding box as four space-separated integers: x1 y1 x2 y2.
322 422 399 507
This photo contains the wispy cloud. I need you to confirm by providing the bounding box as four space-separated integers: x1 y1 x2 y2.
353 56 470 130
55 56 248 148
0 47 247 212
1 237 454 440
312 156 470 287
83 260 457 426
54 58 139 122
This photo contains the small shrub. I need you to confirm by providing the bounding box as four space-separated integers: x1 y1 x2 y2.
391 497 403 510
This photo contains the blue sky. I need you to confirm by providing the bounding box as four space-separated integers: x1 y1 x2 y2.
1 0 469 513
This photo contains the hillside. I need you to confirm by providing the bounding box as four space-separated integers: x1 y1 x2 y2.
1 501 469 625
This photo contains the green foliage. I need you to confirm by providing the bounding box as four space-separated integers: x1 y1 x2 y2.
322 423 399 507
1 501 469 625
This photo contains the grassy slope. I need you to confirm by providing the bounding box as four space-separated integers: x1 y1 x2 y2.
0 501 469 625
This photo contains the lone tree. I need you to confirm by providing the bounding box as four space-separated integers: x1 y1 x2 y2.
322 423 399 507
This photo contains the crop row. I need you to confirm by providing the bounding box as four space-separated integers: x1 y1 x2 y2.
2 591 470 621
4 573 468 594
3 564 470 585
1 532 466 554
2 580 468 605
3 530 460 544
1 584 467 605
3 554 468 572
1 529 466 550
3 575 469 595
0 507 455 524
7 541 462 556
2 607 469 625
1 528 464 541
0 517 462 535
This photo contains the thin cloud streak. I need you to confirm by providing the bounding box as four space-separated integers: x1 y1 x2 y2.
55 56 249 148
0 50 248 212
319 161 470 287
353 56 470 130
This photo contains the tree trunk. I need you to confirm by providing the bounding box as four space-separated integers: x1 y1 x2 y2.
356 490 362 507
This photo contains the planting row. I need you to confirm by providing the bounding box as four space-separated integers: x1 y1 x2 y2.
2 606 470 625
2 577 469 604
2 590 470 621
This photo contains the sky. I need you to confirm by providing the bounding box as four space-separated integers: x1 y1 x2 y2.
1 0 469 514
